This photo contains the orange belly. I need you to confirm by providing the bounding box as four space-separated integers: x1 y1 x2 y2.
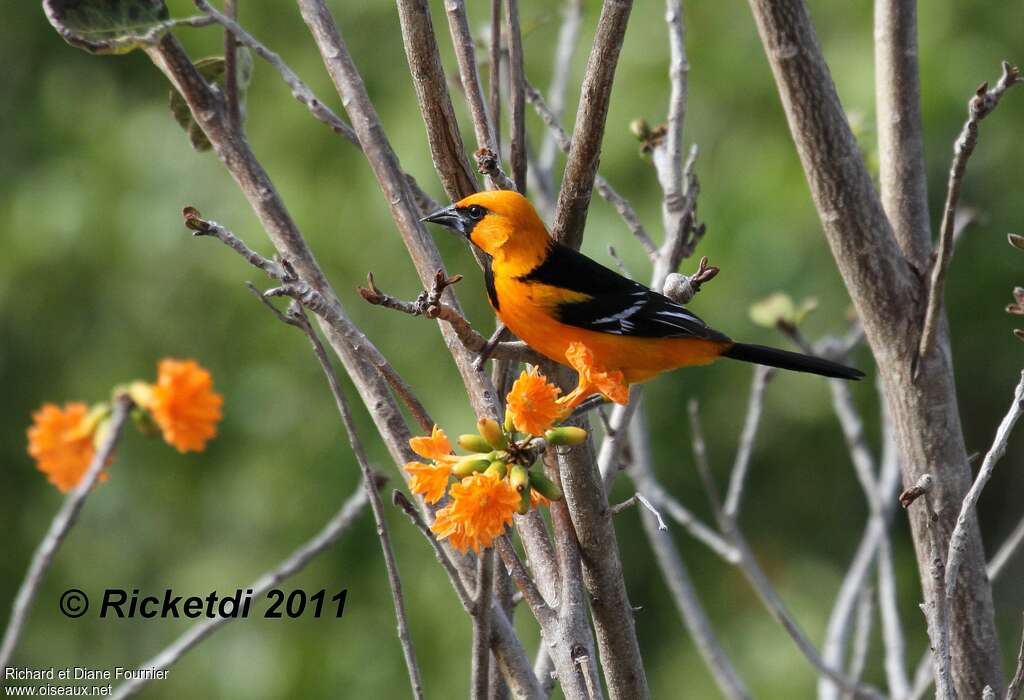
494 280 729 384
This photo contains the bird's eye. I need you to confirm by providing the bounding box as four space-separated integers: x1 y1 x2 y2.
466 205 486 221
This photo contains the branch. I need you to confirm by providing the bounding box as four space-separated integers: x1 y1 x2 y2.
258 298 424 699
1008 613 1024 700
443 0 499 157
357 271 536 363
551 0 635 250
473 550 495 700
494 536 556 629
873 0 931 268
194 0 358 144
916 62 1022 367
489 0 503 154
504 0 527 193
723 365 772 519
395 0 478 200
110 486 370 699
222 0 241 128
296 0 500 419
392 491 475 613
917 485 955 700
0 395 133 678
610 492 667 531
944 371 1024 602
625 413 751 700
526 82 656 256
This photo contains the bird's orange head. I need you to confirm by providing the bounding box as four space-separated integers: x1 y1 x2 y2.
421 190 551 274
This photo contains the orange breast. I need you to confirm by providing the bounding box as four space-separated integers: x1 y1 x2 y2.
493 277 729 384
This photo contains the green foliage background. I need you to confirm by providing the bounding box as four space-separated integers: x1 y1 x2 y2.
2 1 1023 697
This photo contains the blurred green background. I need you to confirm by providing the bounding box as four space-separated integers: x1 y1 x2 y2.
3 1 1023 697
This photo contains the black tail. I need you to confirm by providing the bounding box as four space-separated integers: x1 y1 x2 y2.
722 342 864 380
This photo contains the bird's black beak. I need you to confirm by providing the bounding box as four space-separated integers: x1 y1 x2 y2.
420 204 467 237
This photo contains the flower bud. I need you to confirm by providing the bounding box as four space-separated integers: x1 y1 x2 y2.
477 418 508 449
484 460 508 480
510 465 531 514
544 426 588 446
458 433 492 454
629 117 650 140
529 470 563 501
503 409 515 434
452 456 491 478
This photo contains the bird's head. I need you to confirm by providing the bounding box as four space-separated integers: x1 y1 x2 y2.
421 190 551 270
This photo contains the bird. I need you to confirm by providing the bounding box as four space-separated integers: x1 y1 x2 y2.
421 190 863 386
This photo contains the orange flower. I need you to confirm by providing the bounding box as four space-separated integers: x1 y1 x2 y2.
506 367 566 436
561 342 630 408
409 425 455 462
144 359 223 453
27 403 103 493
430 472 520 553
529 488 551 509
404 461 452 504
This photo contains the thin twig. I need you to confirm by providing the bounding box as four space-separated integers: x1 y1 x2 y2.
846 587 875 692
917 485 954 700
944 371 1024 603
1008 613 1024 700
723 365 772 519
194 0 358 144
0 395 133 678
988 511 1024 580
264 299 424 699
916 62 1021 370
610 493 667 531
392 491 475 613
109 486 369 699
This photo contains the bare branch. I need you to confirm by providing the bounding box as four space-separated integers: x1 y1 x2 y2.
194 0 358 144
494 536 556 629
917 487 954 700
1008 613 1024 700
0 395 133 678
625 415 751 700
222 0 241 128
611 493 668 531
443 0 498 155
874 0 931 268
111 486 370 699
526 83 656 256
261 300 424 699
723 365 772 519
473 550 495 700
917 62 1022 366
504 0 527 193
988 511 1024 580
945 371 1024 602
551 0 635 250
395 0 479 200
297 0 501 419
489 0 503 154
475 147 518 191
392 491 475 613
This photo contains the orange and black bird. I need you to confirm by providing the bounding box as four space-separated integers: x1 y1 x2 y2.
422 190 863 385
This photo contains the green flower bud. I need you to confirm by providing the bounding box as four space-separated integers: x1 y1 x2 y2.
544 426 588 446
452 456 491 478
529 470 563 502
510 465 531 514
458 433 492 454
477 418 508 449
629 117 650 140
484 460 508 480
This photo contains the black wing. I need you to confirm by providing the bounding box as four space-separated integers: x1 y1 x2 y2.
519 243 730 342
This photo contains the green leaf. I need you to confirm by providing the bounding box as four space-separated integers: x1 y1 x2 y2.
749 292 795 328
168 50 253 152
44 0 171 55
